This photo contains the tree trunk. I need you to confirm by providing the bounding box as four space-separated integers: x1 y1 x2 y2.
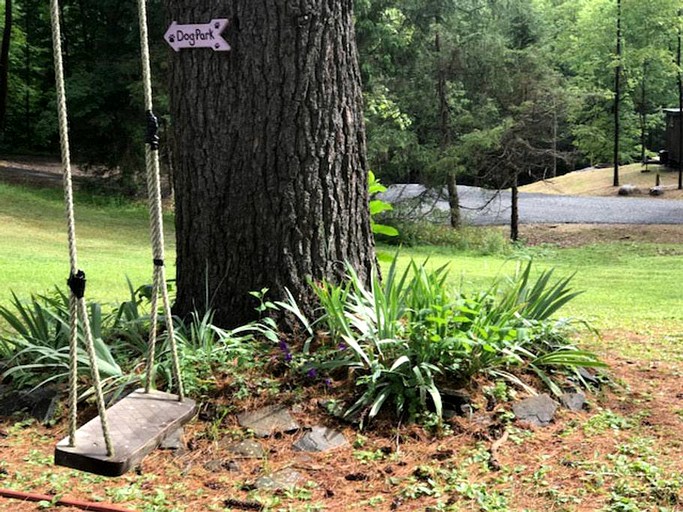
23 0 30 144
639 61 647 164
551 98 557 178
166 1 375 327
613 0 621 187
435 30 460 229
447 171 460 229
678 25 682 189
0 0 12 134
510 173 519 242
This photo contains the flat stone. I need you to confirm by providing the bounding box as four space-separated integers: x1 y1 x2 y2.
513 394 558 426
203 459 226 473
227 439 266 459
441 388 472 416
0 386 60 424
255 468 303 491
293 427 349 453
237 405 300 438
226 461 242 472
560 392 586 412
577 367 601 387
160 428 185 450
649 186 665 196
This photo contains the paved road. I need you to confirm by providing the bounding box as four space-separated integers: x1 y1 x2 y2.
381 184 683 225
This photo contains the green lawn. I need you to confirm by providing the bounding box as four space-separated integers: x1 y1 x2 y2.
2 181 682 335
0 182 174 305
391 244 683 332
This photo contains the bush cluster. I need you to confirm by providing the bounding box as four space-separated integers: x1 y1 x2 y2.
0 258 603 428
272 257 603 425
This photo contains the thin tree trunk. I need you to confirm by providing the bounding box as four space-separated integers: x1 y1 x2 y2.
435 30 460 228
24 0 30 144
551 98 557 178
613 0 621 187
167 1 375 327
640 61 647 164
510 173 519 242
447 172 460 228
678 25 682 189
0 0 12 134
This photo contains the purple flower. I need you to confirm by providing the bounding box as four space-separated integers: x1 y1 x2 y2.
278 340 292 363
324 378 332 387
337 342 348 351
306 368 318 379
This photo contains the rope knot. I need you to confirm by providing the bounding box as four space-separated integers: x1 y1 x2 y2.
146 110 160 150
67 270 87 299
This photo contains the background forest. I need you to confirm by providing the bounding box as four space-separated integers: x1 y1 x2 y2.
0 0 681 195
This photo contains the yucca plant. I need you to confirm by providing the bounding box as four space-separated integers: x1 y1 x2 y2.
107 278 153 359
295 255 605 424
498 261 583 322
0 289 128 397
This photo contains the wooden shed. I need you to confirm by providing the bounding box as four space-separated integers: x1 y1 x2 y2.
663 108 683 166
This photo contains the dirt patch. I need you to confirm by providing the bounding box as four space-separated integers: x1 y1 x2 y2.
0 157 88 189
1 352 682 511
519 223 683 247
521 163 683 199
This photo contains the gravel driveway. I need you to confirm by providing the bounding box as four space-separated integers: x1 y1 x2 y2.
381 184 683 225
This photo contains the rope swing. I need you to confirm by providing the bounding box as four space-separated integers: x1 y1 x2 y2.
136 0 184 401
50 0 190 471
49 0 114 457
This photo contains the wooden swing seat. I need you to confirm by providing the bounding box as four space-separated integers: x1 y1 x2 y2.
54 389 196 477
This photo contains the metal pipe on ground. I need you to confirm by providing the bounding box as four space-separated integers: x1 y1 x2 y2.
0 488 134 512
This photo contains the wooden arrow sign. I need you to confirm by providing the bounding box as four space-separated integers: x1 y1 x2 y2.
165 19 231 52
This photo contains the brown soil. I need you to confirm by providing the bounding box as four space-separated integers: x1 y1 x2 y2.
519 223 683 247
1 348 682 511
0 156 86 188
520 163 683 200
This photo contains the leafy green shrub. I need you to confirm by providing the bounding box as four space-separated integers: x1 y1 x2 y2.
282 257 604 425
0 290 130 397
368 171 399 238
0 280 270 401
155 310 258 396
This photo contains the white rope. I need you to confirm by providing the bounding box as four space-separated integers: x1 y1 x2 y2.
49 0 114 457
137 0 184 401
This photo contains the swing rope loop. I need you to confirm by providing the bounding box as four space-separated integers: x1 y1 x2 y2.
146 110 160 150
67 271 87 299
137 0 184 401
49 0 114 457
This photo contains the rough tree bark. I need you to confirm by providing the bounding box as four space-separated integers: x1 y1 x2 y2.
166 1 375 326
0 0 12 134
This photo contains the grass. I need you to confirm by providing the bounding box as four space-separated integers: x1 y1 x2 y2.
383 242 683 332
0 182 174 305
520 163 683 198
2 179 683 336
